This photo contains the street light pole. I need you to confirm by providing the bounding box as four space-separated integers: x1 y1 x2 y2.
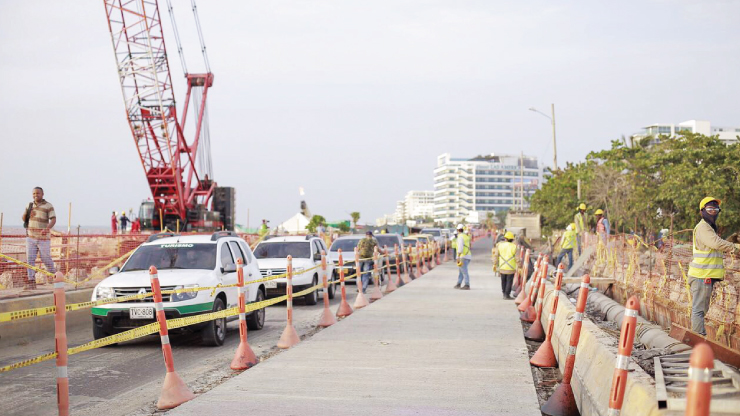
550 103 557 170
528 104 558 171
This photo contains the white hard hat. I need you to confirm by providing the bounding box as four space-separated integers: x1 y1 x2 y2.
456 223 464 230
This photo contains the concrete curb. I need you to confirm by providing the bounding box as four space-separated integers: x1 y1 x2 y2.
540 281 661 416
0 288 93 347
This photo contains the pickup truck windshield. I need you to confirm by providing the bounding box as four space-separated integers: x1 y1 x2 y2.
254 242 310 259
330 239 360 252
121 243 217 272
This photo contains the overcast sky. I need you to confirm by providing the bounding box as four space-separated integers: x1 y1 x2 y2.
1 0 739 229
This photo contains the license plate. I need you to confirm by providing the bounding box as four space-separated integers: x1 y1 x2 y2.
130 306 154 319
265 281 277 289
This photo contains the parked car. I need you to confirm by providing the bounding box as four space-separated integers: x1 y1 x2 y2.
420 228 445 249
374 233 406 273
91 231 265 346
328 235 365 277
253 235 335 305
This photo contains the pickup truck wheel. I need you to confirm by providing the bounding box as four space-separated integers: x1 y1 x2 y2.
201 297 226 346
328 272 337 299
247 290 265 330
304 275 318 305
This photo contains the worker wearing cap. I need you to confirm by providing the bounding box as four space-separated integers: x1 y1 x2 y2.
454 224 472 290
556 224 577 271
594 209 610 244
493 231 517 299
688 197 740 335
574 203 587 254
357 230 379 293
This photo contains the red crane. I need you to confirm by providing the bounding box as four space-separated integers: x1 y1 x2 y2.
103 0 233 231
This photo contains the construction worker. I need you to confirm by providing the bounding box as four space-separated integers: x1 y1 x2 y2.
688 197 740 335
574 203 587 254
119 210 130 233
453 224 472 290
594 209 610 244
556 224 577 272
111 211 118 234
357 231 379 293
259 219 269 236
515 229 532 252
493 231 517 299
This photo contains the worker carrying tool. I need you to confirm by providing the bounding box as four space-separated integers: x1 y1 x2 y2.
454 224 472 290
493 231 517 299
556 224 577 272
574 203 587 254
688 197 740 335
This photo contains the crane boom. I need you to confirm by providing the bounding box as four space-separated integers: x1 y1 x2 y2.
103 0 230 231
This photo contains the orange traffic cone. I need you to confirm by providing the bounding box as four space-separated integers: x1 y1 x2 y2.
369 248 383 301
318 251 337 327
277 256 300 349
335 249 354 317
383 247 398 294
231 259 259 370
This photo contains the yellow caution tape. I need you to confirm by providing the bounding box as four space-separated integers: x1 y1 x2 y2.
0 252 55 277
0 352 58 373
68 322 162 355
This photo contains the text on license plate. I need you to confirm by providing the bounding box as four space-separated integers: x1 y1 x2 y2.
265 281 277 289
130 307 154 319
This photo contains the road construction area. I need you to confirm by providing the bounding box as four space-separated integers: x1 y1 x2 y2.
0 294 336 416
0 236 546 416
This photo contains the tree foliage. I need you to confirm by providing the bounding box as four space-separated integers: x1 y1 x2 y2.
531 133 740 237
306 215 326 233
350 212 360 228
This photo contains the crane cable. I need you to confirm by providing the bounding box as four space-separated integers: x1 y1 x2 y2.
191 0 211 73
165 0 188 75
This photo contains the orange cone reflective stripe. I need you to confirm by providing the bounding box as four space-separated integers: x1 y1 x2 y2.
607 296 639 416
686 343 713 416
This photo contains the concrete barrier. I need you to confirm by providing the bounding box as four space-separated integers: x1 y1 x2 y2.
540 281 661 416
0 288 93 347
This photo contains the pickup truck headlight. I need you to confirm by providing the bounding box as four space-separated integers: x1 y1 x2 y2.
171 285 199 302
293 267 305 274
95 286 115 300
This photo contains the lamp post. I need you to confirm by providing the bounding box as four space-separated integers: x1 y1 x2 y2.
529 104 557 170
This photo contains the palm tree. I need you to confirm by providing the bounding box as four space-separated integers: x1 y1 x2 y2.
350 212 361 230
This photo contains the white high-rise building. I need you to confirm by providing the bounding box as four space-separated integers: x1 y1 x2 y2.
433 153 545 224
393 200 406 224
403 190 434 220
632 119 740 146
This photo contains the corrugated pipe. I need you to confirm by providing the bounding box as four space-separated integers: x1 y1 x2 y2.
562 284 692 354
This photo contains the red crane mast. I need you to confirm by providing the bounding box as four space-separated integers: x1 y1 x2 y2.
103 0 232 231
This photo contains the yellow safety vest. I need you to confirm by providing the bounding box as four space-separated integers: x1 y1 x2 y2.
574 212 585 233
561 230 576 250
688 222 725 280
458 234 471 257
497 241 517 272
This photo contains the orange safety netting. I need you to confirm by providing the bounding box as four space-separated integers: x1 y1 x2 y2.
0 230 262 296
574 231 740 351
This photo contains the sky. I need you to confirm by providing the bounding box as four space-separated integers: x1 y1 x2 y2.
1 0 739 229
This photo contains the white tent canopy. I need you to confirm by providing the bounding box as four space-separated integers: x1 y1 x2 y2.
278 212 310 233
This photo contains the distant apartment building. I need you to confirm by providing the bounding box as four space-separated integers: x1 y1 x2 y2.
393 200 406 224
433 153 545 224
403 191 434 220
632 119 740 146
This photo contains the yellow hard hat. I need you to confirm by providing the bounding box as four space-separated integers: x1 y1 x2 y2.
505 231 515 240
699 197 721 210
578 203 586 210
594 209 604 215
570 223 576 229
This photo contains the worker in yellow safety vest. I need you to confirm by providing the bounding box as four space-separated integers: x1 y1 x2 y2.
688 197 740 335
574 203 587 254
454 224 472 290
493 231 517 299
556 224 577 272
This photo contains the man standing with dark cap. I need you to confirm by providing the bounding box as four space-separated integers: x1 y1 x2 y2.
688 197 740 335
357 231 378 293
